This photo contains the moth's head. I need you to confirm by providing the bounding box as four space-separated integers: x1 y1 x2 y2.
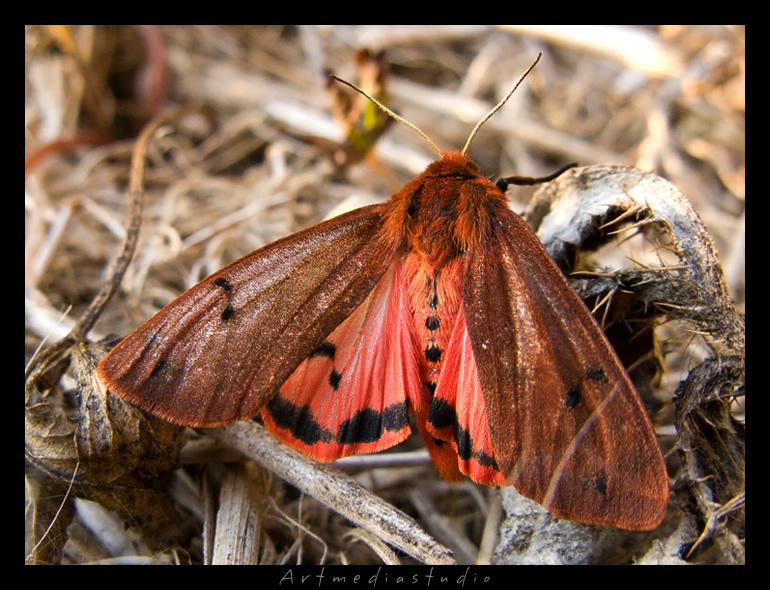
423 151 483 179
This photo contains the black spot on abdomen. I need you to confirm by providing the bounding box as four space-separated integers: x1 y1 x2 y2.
425 315 440 331
425 342 442 363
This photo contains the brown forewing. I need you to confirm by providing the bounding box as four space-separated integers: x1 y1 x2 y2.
462 204 668 530
97 204 395 427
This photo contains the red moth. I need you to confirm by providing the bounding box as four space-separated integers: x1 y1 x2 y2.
97 57 668 530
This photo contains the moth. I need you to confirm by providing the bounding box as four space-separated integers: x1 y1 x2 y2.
98 57 668 530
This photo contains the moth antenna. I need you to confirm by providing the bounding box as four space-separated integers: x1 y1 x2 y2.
461 53 543 157
330 75 443 157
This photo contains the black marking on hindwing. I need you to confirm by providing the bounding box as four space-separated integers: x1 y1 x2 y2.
265 396 334 445
336 401 410 444
304 340 341 390
383 401 410 431
337 408 382 444
310 340 336 359
427 398 499 470
428 397 455 429
328 369 342 390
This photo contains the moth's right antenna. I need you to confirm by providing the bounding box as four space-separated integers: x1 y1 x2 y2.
461 53 542 157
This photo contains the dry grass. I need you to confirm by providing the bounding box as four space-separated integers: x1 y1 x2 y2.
25 25 744 565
